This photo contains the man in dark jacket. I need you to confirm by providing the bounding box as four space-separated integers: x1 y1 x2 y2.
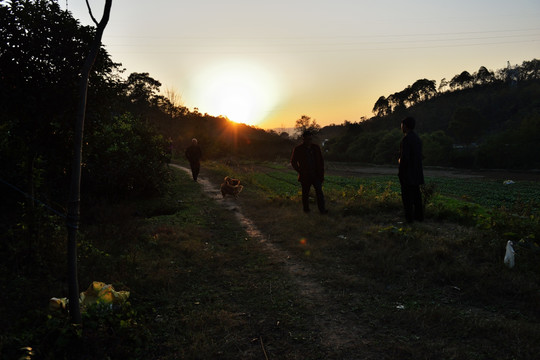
291 130 328 214
185 138 202 181
398 117 424 223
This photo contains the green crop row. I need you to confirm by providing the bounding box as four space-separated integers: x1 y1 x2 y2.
251 170 540 214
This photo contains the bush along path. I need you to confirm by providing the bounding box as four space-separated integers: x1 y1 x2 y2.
171 164 371 358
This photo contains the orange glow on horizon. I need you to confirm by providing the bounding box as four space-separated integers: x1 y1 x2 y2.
190 60 282 127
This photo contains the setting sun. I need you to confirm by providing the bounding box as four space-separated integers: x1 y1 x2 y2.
191 60 281 126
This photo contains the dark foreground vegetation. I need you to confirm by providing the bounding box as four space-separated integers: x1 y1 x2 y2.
2 1 540 358
2 160 540 359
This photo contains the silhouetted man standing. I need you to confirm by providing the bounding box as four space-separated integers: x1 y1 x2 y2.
185 138 202 181
291 130 328 214
398 117 424 223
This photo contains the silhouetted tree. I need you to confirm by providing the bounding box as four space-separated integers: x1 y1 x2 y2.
450 71 474 90
67 0 112 324
294 115 320 137
474 66 495 85
387 92 406 112
373 96 391 117
0 0 113 207
126 72 162 105
401 86 415 107
410 78 437 103
438 78 449 92
520 59 540 80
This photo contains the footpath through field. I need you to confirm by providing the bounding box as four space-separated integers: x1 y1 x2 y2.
171 164 368 355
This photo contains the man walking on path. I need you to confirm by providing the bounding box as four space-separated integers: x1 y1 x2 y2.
185 138 202 181
291 130 328 214
398 117 424 223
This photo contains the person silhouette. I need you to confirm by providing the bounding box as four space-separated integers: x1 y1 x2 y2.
185 138 202 181
291 130 328 214
398 117 424 223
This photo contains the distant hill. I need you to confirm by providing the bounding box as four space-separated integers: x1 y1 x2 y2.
321 59 540 170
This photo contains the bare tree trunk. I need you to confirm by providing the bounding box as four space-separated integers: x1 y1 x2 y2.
67 0 112 324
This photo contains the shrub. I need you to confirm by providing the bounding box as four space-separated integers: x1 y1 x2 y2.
84 113 171 199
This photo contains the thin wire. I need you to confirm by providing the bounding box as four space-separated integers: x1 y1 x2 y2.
101 27 540 41
99 27 540 55
104 37 540 55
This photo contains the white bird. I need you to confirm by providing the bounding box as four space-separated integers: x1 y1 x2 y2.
504 240 515 268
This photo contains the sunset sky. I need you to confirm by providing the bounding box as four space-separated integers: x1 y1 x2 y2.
63 0 540 130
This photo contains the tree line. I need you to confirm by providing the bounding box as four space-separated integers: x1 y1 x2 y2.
372 60 540 117
324 60 540 170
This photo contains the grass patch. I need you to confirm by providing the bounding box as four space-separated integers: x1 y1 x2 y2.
1 168 319 359
200 160 540 359
2 160 540 359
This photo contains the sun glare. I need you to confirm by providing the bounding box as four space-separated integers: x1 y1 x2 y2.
191 61 280 126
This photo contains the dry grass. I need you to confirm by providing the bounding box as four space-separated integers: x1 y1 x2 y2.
201 160 540 359
2 160 540 359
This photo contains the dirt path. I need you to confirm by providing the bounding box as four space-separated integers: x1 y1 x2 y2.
171 164 367 354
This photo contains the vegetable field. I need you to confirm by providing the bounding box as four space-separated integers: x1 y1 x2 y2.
249 164 540 211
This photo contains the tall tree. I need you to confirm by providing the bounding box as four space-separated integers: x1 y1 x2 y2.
410 79 437 103
67 0 112 324
0 0 98 211
126 72 162 105
474 66 495 85
372 96 390 117
520 59 540 80
438 78 449 92
294 115 321 138
450 71 474 90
